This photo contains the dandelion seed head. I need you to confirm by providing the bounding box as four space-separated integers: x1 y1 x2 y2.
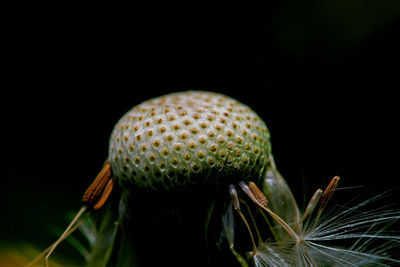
109 91 271 190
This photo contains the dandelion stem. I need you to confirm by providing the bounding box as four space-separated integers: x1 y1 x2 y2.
45 206 87 267
229 184 257 252
261 206 299 241
240 198 264 247
240 181 299 242
237 209 258 252
27 209 91 267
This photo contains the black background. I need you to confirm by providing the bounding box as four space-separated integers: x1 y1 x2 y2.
2 1 400 263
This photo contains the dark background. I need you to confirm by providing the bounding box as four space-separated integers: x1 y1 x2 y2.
2 1 400 264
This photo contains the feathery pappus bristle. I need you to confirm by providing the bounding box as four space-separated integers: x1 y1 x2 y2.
227 179 400 267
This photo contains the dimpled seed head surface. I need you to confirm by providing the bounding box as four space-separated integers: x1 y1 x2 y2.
109 91 271 191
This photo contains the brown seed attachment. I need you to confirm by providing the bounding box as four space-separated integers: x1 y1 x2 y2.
82 161 113 209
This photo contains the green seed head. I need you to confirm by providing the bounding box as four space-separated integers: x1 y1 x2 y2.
109 91 271 190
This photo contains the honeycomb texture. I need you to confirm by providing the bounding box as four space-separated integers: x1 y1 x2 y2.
109 91 271 190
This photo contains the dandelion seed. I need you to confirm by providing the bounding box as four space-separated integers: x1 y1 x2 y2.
226 178 400 267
